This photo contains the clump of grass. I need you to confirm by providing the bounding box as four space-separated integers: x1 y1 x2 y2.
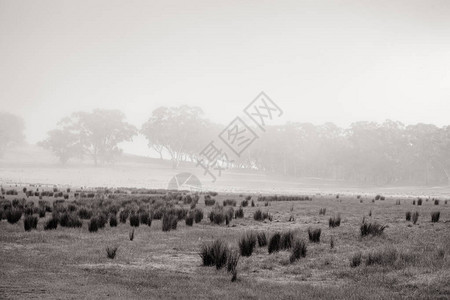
434 199 439 205
395 200 401 205
330 236 335 249
110 215 118 227
204 197 216 206
319 208 326 215
199 239 229 270
44 217 58 230
405 211 411 221
412 211 419 224
257 232 267 247
223 199 237 207
268 232 281 254
241 199 248 207
431 211 440 223
129 228 135 241
238 231 257 257
251 200 255 207
328 214 341 228
6 209 22 224
139 211 151 226
119 210 129 223
366 247 397 266
162 213 178 231
38 207 46 218
193 208 203 223
289 238 307 263
59 212 82 228
280 230 294 250
106 246 118 259
417 198 423 206
129 213 140 227
88 217 99 232
23 215 38 231
350 252 362 267
369 210 372 217
227 249 240 282
235 207 244 218
209 206 225 225
253 209 272 221
185 213 194 226
360 222 386 237
308 227 321 243
412 200 416 205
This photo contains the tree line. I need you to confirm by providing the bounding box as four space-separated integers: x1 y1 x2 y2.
1 108 449 186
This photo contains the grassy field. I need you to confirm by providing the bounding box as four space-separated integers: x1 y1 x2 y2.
0 186 449 299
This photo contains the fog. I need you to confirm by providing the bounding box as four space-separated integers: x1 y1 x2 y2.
1 0 450 191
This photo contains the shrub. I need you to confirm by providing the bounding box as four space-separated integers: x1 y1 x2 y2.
227 249 240 282
280 230 294 250
431 211 440 223
44 217 58 230
88 217 99 232
162 213 178 231
119 210 129 223
239 232 257 257
290 239 307 263
405 211 411 221
360 222 386 237
235 207 244 218
193 208 203 223
412 211 419 224
6 209 23 224
319 208 326 215
268 232 281 254
129 213 140 227
24 215 38 231
78 208 92 219
308 228 321 243
350 252 362 267
110 215 118 227
328 214 341 228
129 228 135 241
106 246 118 259
257 232 267 247
223 199 237 207
185 213 194 226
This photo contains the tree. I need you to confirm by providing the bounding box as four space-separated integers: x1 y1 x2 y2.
141 106 212 168
0 112 24 156
42 109 136 165
38 129 83 164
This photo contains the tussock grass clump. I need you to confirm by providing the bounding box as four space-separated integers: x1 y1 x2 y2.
350 252 362 267
59 212 82 228
330 236 335 249
257 232 267 247
227 249 240 282
139 211 151 226
239 231 257 257
328 214 341 228
434 199 439 205
88 217 99 232
209 206 225 225
44 217 58 230
405 211 411 221
109 215 118 227
204 195 215 206
129 213 140 227
223 199 236 207
412 200 416 205
241 199 248 207
431 211 440 223
38 207 46 218
6 209 22 224
319 208 326 215
129 228 135 241
366 247 397 266
185 213 194 226
119 210 129 223
193 208 203 223
24 215 38 231
417 198 423 206
199 239 229 270
162 213 178 231
106 246 118 259
308 227 321 243
290 238 307 263
97 213 108 229
280 230 294 250
395 200 401 205
360 222 386 237
412 211 419 224
268 232 281 254
235 207 244 218
254 209 272 221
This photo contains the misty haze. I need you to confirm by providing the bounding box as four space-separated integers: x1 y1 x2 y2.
0 1 449 299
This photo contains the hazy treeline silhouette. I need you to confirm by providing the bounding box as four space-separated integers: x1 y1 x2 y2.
1 107 449 186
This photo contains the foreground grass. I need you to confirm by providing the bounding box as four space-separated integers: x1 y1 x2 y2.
0 193 449 299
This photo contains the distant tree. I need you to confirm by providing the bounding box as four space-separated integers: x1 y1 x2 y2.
38 129 83 164
42 109 136 165
0 112 25 156
141 106 212 168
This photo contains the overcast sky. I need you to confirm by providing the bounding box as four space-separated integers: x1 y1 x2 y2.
1 0 449 155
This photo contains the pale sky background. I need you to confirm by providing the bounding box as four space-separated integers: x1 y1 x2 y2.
1 0 449 156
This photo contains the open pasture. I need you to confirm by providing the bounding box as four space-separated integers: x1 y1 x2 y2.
0 185 449 299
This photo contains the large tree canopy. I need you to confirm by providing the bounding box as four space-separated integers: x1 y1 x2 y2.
0 112 24 156
41 109 136 165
